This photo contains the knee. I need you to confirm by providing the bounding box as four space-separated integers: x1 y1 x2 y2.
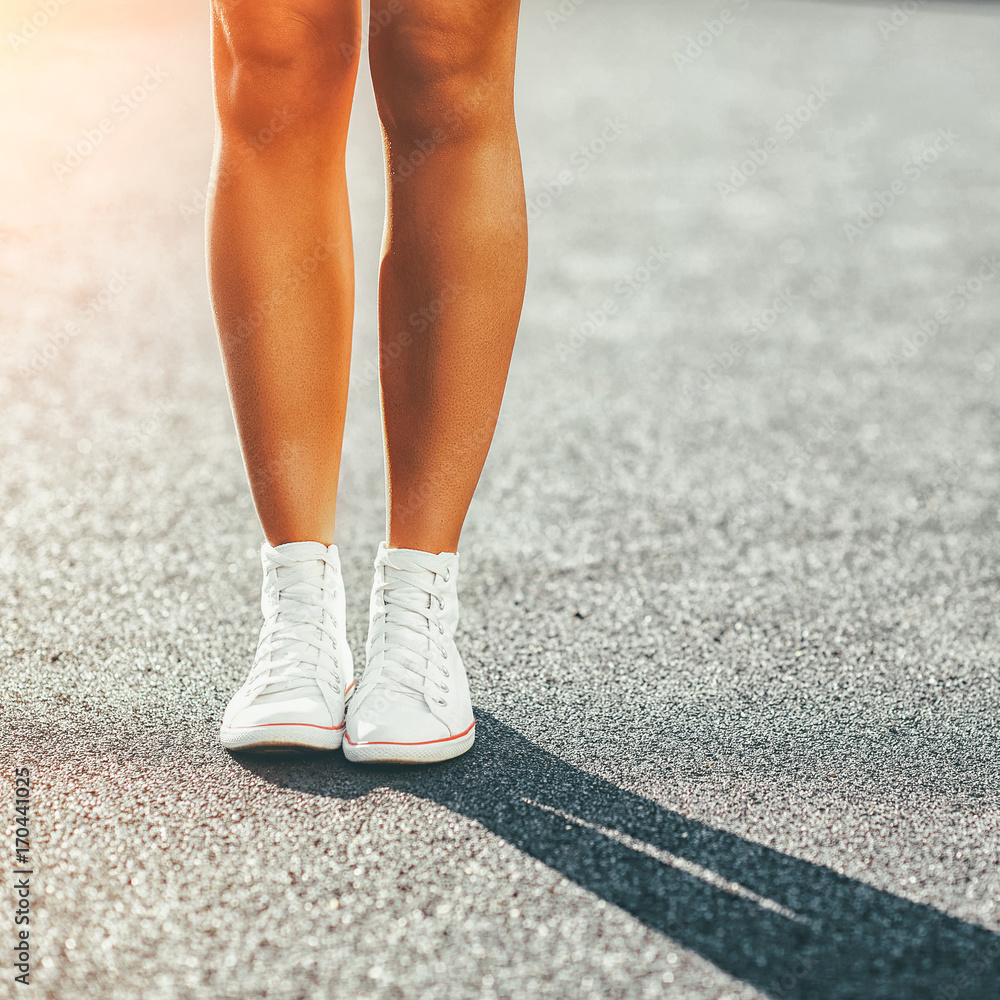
369 3 516 145
213 0 360 141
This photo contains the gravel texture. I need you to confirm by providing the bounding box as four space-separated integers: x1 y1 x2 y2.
1 0 999 998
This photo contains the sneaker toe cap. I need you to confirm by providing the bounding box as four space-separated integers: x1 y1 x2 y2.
225 691 339 730
347 700 451 745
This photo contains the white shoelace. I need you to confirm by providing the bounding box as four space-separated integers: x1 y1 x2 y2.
369 554 452 701
247 552 341 697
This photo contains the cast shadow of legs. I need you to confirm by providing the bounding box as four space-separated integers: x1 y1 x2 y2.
235 712 999 1000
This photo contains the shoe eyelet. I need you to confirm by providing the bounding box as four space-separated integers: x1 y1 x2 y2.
436 697 446 706
439 683 449 693
441 667 450 677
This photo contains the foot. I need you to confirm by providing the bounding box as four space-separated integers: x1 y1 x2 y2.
344 542 475 763
219 541 354 752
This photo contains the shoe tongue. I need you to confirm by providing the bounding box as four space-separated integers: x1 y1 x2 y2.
270 542 331 587
273 541 330 561
379 543 453 569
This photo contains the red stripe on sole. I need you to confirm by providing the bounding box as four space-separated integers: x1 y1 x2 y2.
227 722 345 731
344 720 475 747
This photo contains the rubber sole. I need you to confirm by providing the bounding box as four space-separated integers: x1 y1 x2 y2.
220 684 355 753
219 722 345 753
342 723 475 764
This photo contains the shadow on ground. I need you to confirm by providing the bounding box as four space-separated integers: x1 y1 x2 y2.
236 712 1000 1000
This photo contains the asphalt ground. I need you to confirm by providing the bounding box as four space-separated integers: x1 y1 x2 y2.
1 0 999 997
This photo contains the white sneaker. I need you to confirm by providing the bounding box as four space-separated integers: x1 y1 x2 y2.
343 542 475 763
219 540 354 752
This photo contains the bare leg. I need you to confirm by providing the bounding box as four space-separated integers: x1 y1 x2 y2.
369 0 528 554
207 0 361 546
